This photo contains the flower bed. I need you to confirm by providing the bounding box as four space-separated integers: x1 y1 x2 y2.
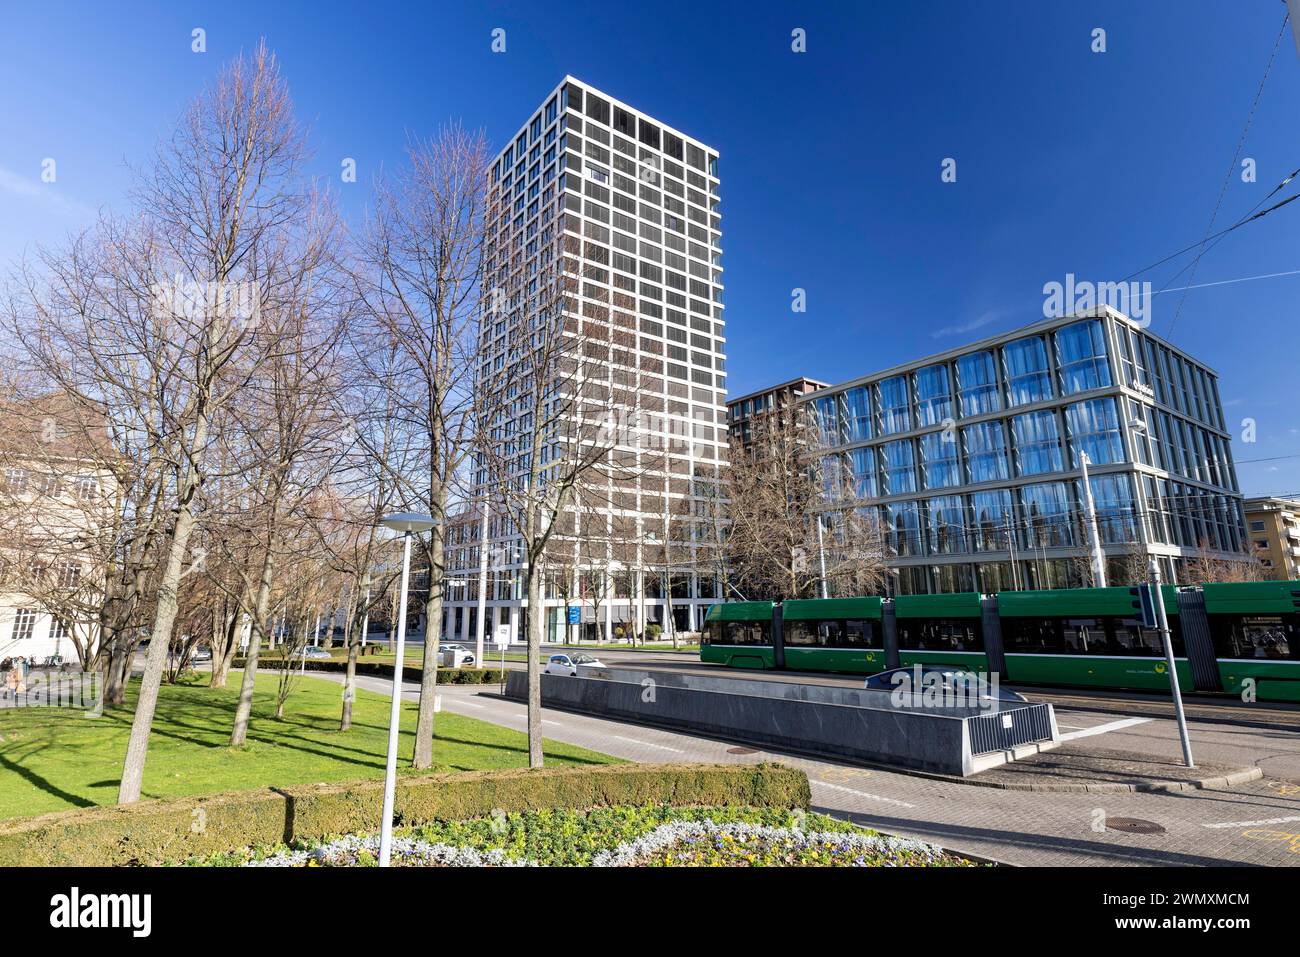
599 821 960 867
203 804 976 867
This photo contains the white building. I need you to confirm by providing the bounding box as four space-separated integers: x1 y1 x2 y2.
0 421 105 666
442 76 728 644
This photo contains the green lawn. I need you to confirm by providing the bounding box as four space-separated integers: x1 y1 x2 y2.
0 672 617 822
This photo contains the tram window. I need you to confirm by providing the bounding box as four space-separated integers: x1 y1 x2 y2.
1210 614 1297 661
1109 616 1184 656
899 619 984 652
723 620 770 645
1061 618 1102 653
1002 618 1061 654
784 621 818 646
786 619 861 647
842 619 876 648
818 620 845 646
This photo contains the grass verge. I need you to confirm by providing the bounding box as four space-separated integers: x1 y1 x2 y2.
0 671 613 822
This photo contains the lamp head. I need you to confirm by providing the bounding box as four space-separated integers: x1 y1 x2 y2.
381 512 437 534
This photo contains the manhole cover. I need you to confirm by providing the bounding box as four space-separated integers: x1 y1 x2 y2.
1105 817 1165 834
727 746 758 754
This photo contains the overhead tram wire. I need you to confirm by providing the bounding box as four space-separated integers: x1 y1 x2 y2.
1117 173 1300 289
1164 9 1292 341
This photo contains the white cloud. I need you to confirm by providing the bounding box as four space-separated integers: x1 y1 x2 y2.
929 309 1006 340
0 165 96 221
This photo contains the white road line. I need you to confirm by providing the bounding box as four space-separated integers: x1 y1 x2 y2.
458 701 486 709
1056 724 1088 730
1203 814 1300 829
610 734 685 753
542 719 563 726
811 779 916 809
1058 717 1152 741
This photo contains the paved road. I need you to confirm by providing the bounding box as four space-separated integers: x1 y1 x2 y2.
309 668 1300 866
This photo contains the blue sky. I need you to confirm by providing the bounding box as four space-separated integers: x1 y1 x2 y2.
1 1 1297 496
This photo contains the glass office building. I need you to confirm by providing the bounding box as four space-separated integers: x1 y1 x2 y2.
442 77 728 642
800 309 1245 594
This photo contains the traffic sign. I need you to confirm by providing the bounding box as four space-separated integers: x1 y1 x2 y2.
567 605 581 625
493 623 511 649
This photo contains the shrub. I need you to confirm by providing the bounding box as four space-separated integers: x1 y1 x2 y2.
0 763 810 866
230 658 506 684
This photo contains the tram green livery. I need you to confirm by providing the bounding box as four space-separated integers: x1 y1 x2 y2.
700 580 1300 702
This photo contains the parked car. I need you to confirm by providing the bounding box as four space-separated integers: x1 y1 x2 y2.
189 646 213 664
543 653 604 676
299 646 333 661
440 643 476 665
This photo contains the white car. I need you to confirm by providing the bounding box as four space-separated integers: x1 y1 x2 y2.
440 643 476 665
544 653 604 676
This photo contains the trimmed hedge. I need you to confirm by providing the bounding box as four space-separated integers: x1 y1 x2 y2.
0 763 810 867
231 658 507 684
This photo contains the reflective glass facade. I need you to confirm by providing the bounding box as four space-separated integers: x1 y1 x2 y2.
799 311 1245 593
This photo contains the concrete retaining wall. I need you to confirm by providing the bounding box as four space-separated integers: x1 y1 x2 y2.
506 668 1055 776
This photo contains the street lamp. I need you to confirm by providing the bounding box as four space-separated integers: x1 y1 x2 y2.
377 511 436 868
643 532 659 643
1078 451 1107 588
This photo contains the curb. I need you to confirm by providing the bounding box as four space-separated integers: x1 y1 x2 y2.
929 766 1263 793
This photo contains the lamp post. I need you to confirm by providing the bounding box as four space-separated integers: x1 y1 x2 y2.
816 514 829 599
645 531 660 643
377 511 436 867
1078 451 1108 588
474 495 490 676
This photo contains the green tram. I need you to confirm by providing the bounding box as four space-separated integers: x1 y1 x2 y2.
700 580 1300 702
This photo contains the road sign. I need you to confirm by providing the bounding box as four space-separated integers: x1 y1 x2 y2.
1130 584 1158 628
493 623 511 649
567 605 581 625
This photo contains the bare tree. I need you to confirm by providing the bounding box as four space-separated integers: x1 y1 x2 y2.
7 43 325 802
223 222 348 746
1182 541 1267 584
353 125 488 769
725 405 885 599
477 247 652 767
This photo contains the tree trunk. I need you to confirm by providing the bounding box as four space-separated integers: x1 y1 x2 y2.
230 543 276 746
413 517 446 769
340 576 365 731
210 602 242 689
105 643 131 708
117 502 198 804
100 627 126 709
526 560 543 768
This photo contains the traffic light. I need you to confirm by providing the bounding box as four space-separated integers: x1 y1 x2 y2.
1129 584 1158 628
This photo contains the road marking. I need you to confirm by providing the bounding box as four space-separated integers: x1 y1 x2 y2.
1056 724 1089 730
610 734 684 753
458 701 487 709
1058 717 1152 741
1204 814 1300 829
542 719 562 726
811 779 916 809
